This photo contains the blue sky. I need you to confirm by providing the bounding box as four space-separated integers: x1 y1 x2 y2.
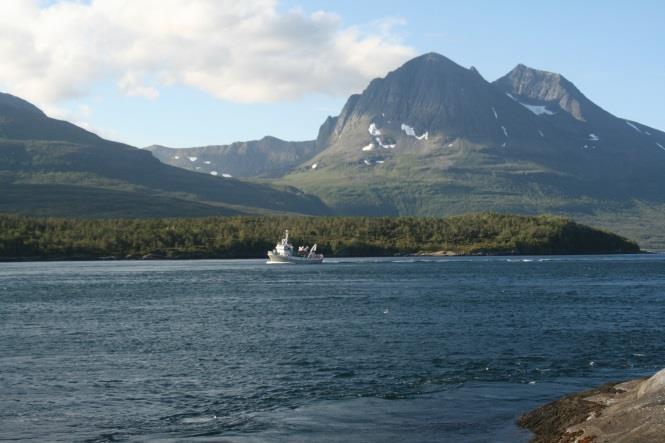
3 0 665 147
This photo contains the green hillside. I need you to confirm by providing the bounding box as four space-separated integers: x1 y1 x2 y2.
281 158 665 250
0 93 330 217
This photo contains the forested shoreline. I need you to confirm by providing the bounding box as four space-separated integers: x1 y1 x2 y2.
0 213 640 261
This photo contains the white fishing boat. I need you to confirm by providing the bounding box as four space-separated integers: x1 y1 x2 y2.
267 230 324 264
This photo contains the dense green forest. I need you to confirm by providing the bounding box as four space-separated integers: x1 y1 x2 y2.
0 213 640 260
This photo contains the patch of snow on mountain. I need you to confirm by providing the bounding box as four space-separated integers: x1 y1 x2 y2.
204 161 212 165
657 143 665 151
447 143 454 147
222 173 233 178
538 130 545 138
506 93 517 101
645 131 651 135
375 160 384 164
492 107 498 119
520 103 555 116
501 142 507 148
188 156 198 162
362 143 374 152
626 121 643 133
374 137 395 149
363 160 372 166
501 126 509 137
311 163 318 169
210 171 218 176
369 123 381 136
589 133 600 141
401 123 428 140
195 166 201 170
174 156 180 160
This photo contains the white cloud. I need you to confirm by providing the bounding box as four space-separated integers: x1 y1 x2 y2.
0 0 415 112
118 72 160 100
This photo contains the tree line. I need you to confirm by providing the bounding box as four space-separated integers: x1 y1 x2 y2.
0 213 640 260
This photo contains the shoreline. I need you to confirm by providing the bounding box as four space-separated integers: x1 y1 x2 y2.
0 250 650 263
519 368 665 442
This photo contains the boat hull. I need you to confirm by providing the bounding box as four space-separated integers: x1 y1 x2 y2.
267 251 323 264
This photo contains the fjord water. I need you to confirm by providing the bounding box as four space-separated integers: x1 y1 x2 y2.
2 256 664 442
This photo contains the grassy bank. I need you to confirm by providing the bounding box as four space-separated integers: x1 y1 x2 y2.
0 213 640 261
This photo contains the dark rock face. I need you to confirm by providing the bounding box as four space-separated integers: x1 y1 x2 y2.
493 64 595 121
325 53 543 141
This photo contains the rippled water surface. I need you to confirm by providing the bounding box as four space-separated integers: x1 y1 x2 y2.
1 256 664 442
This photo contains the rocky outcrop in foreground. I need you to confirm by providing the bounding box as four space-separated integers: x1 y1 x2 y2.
520 368 665 442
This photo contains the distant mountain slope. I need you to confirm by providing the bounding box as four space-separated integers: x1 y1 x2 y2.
0 93 330 217
493 64 665 172
146 136 323 178
275 53 665 247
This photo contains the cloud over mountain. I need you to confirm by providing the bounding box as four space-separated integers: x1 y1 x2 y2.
0 0 414 108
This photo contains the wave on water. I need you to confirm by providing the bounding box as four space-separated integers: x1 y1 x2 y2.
324 258 445 265
181 416 218 424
